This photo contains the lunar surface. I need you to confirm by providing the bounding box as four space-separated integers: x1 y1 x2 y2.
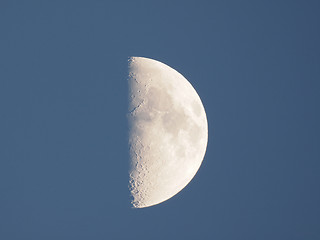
128 57 208 208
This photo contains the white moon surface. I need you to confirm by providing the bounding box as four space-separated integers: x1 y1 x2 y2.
128 57 208 208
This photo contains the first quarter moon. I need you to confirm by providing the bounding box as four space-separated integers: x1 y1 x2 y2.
128 57 208 208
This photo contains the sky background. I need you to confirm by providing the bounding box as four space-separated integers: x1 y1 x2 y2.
1 1 319 239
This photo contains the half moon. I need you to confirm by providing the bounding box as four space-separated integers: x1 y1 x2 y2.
128 57 208 208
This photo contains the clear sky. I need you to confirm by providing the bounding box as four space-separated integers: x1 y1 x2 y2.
1 1 319 239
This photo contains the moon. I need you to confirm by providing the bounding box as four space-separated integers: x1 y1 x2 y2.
128 57 208 208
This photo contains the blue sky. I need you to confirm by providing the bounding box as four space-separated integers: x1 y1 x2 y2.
1 1 319 239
